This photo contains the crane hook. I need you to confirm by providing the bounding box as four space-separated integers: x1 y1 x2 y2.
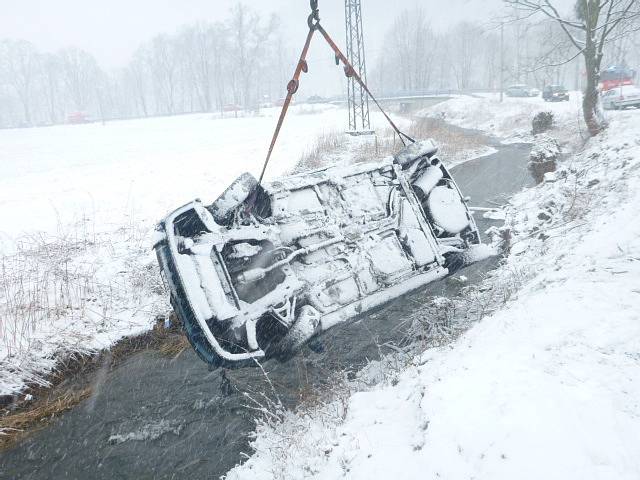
308 0 320 30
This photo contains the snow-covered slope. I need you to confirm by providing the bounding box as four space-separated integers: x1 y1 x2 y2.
226 107 640 479
425 92 586 144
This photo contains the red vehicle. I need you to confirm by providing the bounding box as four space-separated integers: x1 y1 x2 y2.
600 66 636 91
67 112 89 124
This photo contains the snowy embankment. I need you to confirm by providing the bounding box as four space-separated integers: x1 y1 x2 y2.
0 105 412 399
426 92 586 144
226 103 640 479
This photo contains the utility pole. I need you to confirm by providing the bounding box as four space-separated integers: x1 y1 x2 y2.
344 0 372 134
500 21 504 102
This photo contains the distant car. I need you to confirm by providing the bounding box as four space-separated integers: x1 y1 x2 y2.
505 85 537 97
67 112 89 124
542 85 569 102
307 95 326 104
602 85 640 110
154 140 488 367
222 104 242 112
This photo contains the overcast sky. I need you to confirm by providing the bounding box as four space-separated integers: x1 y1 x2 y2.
1 0 574 97
1 0 507 69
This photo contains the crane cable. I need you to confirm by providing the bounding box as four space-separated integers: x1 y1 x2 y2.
257 0 414 185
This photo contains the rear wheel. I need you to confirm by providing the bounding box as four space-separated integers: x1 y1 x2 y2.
208 173 258 224
274 306 321 362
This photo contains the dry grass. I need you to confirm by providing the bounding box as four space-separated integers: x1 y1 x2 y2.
106 319 187 363
408 262 531 353
294 130 348 173
292 115 492 174
156 330 190 358
0 234 97 360
0 387 92 449
353 117 489 163
0 217 170 397
410 117 489 158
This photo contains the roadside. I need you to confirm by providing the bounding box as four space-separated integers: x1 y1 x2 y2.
225 103 640 479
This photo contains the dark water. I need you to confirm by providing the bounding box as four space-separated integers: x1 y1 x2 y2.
0 141 533 480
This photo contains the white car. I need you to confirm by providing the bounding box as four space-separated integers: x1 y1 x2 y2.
602 85 640 110
154 140 490 367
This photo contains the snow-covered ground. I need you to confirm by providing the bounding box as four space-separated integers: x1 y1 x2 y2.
226 101 640 479
0 105 413 398
426 92 587 144
0 105 353 246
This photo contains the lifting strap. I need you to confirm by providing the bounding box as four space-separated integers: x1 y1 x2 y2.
257 0 414 185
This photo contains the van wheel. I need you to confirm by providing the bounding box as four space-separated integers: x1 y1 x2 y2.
208 173 258 224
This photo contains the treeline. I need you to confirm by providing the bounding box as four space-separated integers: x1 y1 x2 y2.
0 5 290 128
371 7 640 96
2 4 638 128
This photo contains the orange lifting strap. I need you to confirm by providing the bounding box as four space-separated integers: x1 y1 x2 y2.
257 0 414 185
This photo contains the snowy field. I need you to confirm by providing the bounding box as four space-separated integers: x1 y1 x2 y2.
0 105 366 248
226 101 640 479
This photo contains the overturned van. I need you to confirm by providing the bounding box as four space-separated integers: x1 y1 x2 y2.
154 140 487 367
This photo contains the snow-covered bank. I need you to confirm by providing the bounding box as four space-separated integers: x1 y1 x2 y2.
426 92 586 144
226 106 640 479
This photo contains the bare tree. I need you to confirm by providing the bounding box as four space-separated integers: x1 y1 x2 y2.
603 17 640 67
59 47 102 113
126 47 151 117
229 4 278 109
39 53 63 124
0 39 39 125
525 21 576 87
376 8 439 92
146 35 179 115
449 22 482 90
505 0 640 135
181 22 217 112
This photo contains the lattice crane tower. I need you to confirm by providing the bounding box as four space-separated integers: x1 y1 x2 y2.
344 0 371 133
